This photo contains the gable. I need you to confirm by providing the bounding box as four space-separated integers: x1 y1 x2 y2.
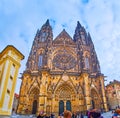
53 29 75 45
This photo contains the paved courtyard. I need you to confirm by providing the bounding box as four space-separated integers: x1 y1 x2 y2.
10 111 113 118
84 111 113 118
102 111 113 117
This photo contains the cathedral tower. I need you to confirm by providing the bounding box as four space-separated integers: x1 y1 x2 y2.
17 20 108 115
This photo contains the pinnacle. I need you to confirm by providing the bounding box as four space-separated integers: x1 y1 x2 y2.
40 19 52 32
77 21 82 28
87 32 94 46
45 19 50 26
35 29 40 37
88 32 91 39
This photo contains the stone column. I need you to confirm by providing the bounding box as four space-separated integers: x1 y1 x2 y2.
99 75 108 111
64 100 66 111
51 96 55 113
38 85 45 113
44 95 47 113
82 73 91 110
38 70 48 113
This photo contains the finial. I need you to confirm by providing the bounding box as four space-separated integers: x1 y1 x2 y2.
77 21 82 28
87 32 94 45
63 29 66 31
45 19 50 26
88 32 91 38
36 29 39 37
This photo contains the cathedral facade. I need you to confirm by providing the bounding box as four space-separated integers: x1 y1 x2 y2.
17 20 108 115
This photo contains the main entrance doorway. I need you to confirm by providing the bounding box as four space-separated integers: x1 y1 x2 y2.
59 100 64 115
66 100 71 111
32 100 37 114
59 100 71 115
56 83 75 115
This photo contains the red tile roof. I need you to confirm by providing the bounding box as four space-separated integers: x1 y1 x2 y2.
14 93 19 98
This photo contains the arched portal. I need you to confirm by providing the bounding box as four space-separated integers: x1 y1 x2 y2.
55 83 76 113
29 87 39 114
91 88 101 109
32 100 37 114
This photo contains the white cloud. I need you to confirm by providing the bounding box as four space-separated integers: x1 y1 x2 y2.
0 0 120 93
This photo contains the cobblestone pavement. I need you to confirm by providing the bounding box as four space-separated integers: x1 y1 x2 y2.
10 111 113 118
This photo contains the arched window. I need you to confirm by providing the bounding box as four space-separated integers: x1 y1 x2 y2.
38 55 43 67
41 32 47 42
85 57 89 69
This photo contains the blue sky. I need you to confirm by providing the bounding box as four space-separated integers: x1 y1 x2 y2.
0 0 120 94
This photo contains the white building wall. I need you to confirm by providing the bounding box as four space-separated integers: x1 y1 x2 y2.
10 64 15 77
0 63 3 89
0 60 9 100
8 78 13 91
2 94 10 111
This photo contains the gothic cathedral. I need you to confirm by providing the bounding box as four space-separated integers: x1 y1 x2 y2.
17 20 108 115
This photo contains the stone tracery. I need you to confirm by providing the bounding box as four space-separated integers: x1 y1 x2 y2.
53 50 76 70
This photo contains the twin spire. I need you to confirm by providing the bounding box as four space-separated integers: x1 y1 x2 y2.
35 19 93 46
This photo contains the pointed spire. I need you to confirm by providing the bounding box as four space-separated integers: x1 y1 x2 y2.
45 19 50 26
35 29 40 37
88 32 91 38
37 19 53 43
63 28 66 31
77 21 82 29
41 19 52 30
87 32 94 46
73 21 87 44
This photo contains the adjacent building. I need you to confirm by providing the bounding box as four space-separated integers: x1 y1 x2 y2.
106 80 120 110
17 20 108 116
0 45 24 116
12 93 19 114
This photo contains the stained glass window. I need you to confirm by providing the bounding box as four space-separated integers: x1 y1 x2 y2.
41 32 46 42
85 57 89 69
38 55 43 67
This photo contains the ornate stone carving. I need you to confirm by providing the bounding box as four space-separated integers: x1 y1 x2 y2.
17 20 107 115
53 52 76 70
